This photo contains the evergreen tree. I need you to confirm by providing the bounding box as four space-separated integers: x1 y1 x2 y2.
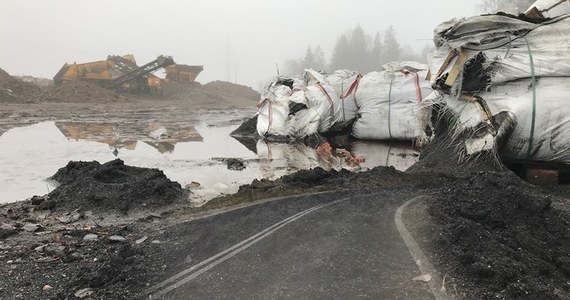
382 26 401 64
330 35 350 70
419 44 434 63
313 45 327 71
348 25 369 72
369 31 383 70
302 45 327 71
283 59 303 76
303 46 316 69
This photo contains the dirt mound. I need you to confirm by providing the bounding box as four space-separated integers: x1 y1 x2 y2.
162 81 259 108
41 80 128 103
425 172 570 299
0 68 11 80
43 159 184 214
205 166 445 210
0 67 42 103
204 80 260 101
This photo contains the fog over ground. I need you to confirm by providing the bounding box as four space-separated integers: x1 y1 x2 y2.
0 0 479 90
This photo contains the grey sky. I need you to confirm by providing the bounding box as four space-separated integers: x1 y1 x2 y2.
0 0 479 90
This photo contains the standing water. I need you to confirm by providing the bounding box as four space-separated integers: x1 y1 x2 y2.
0 111 419 205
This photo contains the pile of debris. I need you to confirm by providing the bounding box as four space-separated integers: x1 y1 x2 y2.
42 159 185 214
0 68 42 103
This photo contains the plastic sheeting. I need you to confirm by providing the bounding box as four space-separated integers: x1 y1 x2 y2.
257 63 429 142
326 69 361 128
352 66 431 141
257 84 293 137
431 15 570 94
256 69 359 138
424 77 570 164
426 11 570 165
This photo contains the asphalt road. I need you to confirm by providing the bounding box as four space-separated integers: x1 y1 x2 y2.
145 189 435 299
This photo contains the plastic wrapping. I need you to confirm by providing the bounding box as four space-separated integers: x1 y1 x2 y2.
425 77 570 164
431 15 570 94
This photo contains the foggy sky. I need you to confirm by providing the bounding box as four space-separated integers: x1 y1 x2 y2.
0 0 479 90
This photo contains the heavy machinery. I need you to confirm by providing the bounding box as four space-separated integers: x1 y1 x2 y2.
164 64 203 83
53 55 175 94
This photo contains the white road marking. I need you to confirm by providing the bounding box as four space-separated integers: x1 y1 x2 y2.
147 204 326 298
394 196 450 300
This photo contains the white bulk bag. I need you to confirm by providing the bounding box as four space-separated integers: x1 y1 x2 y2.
352 69 431 141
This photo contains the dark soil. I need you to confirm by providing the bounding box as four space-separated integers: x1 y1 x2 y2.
45 159 185 214
203 166 449 210
0 222 160 300
422 171 570 299
225 158 246 171
408 129 502 175
404 108 570 299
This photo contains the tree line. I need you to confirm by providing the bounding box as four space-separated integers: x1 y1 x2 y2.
281 0 538 75
282 25 432 75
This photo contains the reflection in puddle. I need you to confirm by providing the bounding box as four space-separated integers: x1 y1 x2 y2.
0 120 419 205
55 121 203 154
351 141 420 171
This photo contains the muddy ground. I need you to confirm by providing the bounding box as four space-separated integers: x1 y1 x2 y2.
1 69 569 299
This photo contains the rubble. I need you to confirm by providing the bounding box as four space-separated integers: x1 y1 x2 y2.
108 235 127 243
0 223 17 239
83 234 98 241
22 224 42 233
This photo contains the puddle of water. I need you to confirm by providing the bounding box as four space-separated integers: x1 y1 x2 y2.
0 118 419 205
